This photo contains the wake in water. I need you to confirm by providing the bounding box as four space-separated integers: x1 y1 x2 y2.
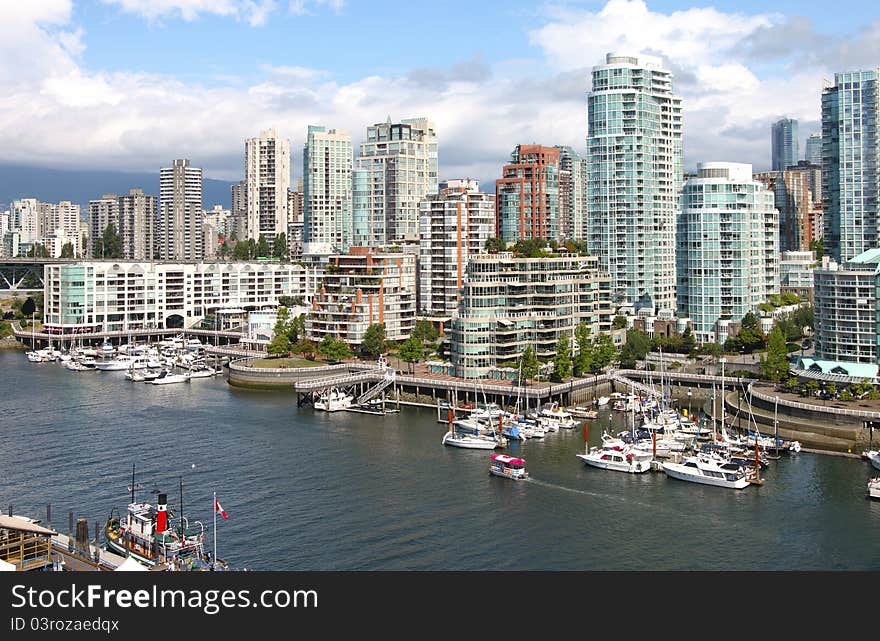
526 477 688 516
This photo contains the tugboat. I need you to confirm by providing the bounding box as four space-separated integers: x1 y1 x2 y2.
104 465 227 570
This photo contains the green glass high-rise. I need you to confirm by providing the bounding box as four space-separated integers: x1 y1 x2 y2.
586 53 682 311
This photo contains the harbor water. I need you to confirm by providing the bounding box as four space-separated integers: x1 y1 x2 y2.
1 351 879 570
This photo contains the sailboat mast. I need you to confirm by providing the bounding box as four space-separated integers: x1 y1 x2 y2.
130 463 136 504
179 476 184 537
719 357 726 442
774 395 779 456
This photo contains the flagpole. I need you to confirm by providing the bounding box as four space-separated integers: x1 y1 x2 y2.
213 491 217 569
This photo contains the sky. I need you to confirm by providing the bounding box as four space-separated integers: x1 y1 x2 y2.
1 0 879 187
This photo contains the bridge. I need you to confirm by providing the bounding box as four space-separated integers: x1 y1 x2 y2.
0 257 63 291
12 321 246 347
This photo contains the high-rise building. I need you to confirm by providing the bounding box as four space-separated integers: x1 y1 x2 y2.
556 146 587 241
245 128 290 246
118 189 156 260
7 198 80 257
822 68 880 262
676 162 779 344
449 251 613 379
287 188 303 222
302 126 353 251
418 180 495 317
495 145 560 242
158 159 204 260
771 118 799 171
203 204 231 238
587 53 682 311
805 132 822 165
88 195 119 257
353 117 438 245
755 162 821 253
231 180 247 239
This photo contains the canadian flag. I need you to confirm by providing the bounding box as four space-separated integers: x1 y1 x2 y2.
215 497 229 520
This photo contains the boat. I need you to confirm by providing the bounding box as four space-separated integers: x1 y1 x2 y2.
442 430 501 449
104 465 227 570
662 454 752 489
65 360 96 372
98 340 116 358
489 454 529 480
149 369 191 385
314 388 353 411
596 396 611 407
576 444 652 473
867 451 880 472
539 403 577 429
188 367 217 379
868 477 880 500
568 406 598 419
95 355 144 371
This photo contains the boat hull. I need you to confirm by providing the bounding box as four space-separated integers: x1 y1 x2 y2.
662 463 750 489
867 451 880 472
489 468 528 480
576 453 651 473
442 432 498 449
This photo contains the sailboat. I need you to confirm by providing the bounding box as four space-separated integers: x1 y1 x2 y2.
442 408 502 449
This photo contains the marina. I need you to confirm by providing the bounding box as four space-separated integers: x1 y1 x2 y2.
2 350 880 570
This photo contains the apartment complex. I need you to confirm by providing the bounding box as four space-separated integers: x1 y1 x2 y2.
495 145 559 242
755 162 822 252
814 250 880 364
302 126 353 251
771 117 799 171
157 159 203 260
822 68 880 262
231 180 247 240
42 261 311 334
805 132 822 166
676 162 779 344
587 53 682 311
449 252 613 379
3 198 81 258
245 128 290 245
353 117 438 245
557 146 587 241
780 250 817 302
418 181 495 317
305 247 416 345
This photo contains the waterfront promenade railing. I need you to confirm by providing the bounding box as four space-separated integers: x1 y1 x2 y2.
748 382 880 420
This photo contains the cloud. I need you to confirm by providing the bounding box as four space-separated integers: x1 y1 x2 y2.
288 0 345 16
102 0 279 26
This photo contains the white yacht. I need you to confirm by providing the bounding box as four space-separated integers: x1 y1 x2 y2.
662 454 751 489
95 354 144 371
314 389 353 412
442 430 500 450
149 369 191 385
539 403 577 429
867 450 880 472
596 396 611 407
868 477 880 500
577 444 652 473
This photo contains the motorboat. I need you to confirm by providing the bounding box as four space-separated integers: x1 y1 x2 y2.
568 406 598 420
868 477 880 500
538 403 577 429
149 369 191 385
576 444 652 473
98 340 116 357
95 355 144 371
662 454 751 489
471 403 503 421
313 388 353 412
596 396 611 407
867 450 880 472
64 360 95 372
188 367 217 379
442 430 501 449
489 454 529 480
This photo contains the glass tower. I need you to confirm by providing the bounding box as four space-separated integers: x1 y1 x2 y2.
771 118 799 171
586 52 682 311
302 126 353 251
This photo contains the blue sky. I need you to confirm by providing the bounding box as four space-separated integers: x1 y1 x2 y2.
1 0 879 184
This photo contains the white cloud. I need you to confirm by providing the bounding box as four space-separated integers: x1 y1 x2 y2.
101 0 278 26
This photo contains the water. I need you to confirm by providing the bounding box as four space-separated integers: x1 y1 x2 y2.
1 351 879 570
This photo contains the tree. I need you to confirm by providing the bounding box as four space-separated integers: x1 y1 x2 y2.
574 322 593 376
805 380 820 398
412 320 439 343
698 342 722 358
761 326 790 382
612 315 628 330
219 240 231 258
511 238 550 258
552 333 572 381
398 336 424 373
266 334 292 357
292 339 317 359
517 345 540 383
273 233 288 260
317 335 351 362
273 306 291 338
256 234 270 258
826 382 837 397
680 326 697 355
93 223 122 259
591 334 618 371
279 295 304 308
484 237 508 253
21 297 36 318
809 238 823 259
785 377 800 391
59 242 75 258
232 240 250 260
26 243 50 258
361 323 387 358
839 387 853 401
619 330 650 368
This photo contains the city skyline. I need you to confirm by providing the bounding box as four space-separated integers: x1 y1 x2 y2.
3 0 878 189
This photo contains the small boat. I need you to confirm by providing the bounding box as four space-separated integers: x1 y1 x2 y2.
26 351 45 363
442 430 501 449
538 403 577 429
95 355 143 371
489 454 529 480
662 454 751 489
865 450 880 472
188 367 217 379
65 360 95 372
868 477 880 500
141 369 162 381
98 340 116 357
149 369 191 385
568 406 598 419
596 396 611 407
314 388 353 412
576 444 652 473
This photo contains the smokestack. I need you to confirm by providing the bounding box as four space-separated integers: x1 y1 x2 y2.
156 493 167 534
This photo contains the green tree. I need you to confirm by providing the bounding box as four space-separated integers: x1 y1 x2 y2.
698 342 722 358
232 240 250 260
517 345 540 383
574 322 593 376
552 333 572 381
256 234 270 258
826 382 837 397
612 315 628 330
761 326 790 382
94 223 123 258
792 305 814 333
619 330 650 368
59 242 75 258
680 326 697 355
266 334 292 357
484 237 508 253
591 334 618 371
809 238 823 259
511 238 550 258
412 320 439 343
398 336 424 373
292 339 317 359
839 387 853 401
21 297 36 318
361 323 387 358
273 306 291 338
317 334 352 362
26 243 50 258
805 380 820 398
219 240 231 258
273 233 288 260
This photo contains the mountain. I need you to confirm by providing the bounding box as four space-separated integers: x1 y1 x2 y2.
0 164 235 212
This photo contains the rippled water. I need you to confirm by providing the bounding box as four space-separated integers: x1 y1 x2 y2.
1 351 878 570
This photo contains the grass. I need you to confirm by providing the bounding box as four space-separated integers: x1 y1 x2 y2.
247 357 322 369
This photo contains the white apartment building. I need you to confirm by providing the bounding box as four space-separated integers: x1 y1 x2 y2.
158 159 203 260
418 181 494 317
7 198 80 257
302 126 353 251
43 261 314 334
245 128 290 246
